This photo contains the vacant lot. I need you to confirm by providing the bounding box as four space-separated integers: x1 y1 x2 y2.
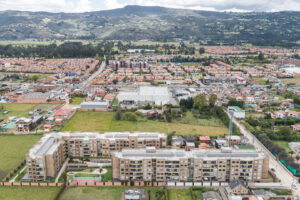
70 97 85 105
274 140 291 152
0 103 58 121
62 111 228 136
61 187 160 200
0 187 60 200
0 135 41 179
279 77 300 84
168 189 192 200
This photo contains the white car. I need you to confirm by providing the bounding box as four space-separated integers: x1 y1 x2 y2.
292 183 297 190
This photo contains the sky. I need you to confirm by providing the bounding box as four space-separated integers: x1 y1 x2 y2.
0 0 300 13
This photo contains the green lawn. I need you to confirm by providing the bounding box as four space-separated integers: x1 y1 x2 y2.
70 97 86 105
62 111 228 137
61 187 161 200
102 167 112 182
0 103 58 121
0 187 60 200
168 189 192 200
0 72 53 81
252 78 267 85
0 135 41 180
245 112 265 119
279 77 300 84
274 140 291 152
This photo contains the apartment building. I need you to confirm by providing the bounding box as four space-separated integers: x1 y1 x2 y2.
26 136 66 181
26 132 166 181
112 147 269 183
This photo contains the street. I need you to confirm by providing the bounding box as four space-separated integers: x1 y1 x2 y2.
232 117 300 197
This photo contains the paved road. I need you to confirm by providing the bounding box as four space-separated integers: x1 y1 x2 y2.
232 117 300 197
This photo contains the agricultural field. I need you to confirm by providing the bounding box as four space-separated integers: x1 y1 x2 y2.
0 103 58 121
62 111 228 137
168 189 193 200
61 187 161 200
0 187 60 200
0 135 42 180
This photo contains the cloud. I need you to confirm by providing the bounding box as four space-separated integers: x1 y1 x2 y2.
0 0 94 12
132 0 300 12
0 0 299 12
104 0 126 10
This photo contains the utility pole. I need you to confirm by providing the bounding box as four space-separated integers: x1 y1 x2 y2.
229 110 234 147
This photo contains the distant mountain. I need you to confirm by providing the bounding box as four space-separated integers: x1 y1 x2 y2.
0 5 299 46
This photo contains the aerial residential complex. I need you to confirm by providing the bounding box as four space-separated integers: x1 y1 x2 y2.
112 147 269 182
26 132 167 181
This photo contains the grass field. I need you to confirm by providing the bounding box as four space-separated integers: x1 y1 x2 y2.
279 77 300 84
0 72 53 81
0 135 41 180
0 187 60 200
70 97 86 105
0 103 57 121
245 112 265 119
62 111 228 136
61 187 161 200
252 78 267 85
274 140 291 153
168 189 193 200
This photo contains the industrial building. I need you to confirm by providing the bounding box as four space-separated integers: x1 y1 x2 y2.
112 147 269 182
117 86 171 106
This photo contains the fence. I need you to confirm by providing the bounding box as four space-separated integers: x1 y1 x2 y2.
0 181 228 188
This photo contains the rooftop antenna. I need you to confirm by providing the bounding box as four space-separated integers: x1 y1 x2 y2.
229 110 234 147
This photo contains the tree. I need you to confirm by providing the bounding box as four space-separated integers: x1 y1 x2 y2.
115 110 122 120
112 79 118 85
278 126 292 140
258 52 264 61
193 94 207 110
128 113 137 122
296 156 300 164
209 94 217 107
199 48 205 54
31 75 39 83
166 112 172 123
289 150 294 157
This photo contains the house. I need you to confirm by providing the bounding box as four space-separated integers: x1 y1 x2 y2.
171 136 184 148
228 106 245 119
274 110 286 119
228 179 249 195
186 136 195 143
15 117 32 132
215 138 228 149
288 111 300 119
199 136 211 144
225 135 241 145
291 125 300 132
54 109 74 123
202 191 222 200
185 142 195 151
121 188 149 200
